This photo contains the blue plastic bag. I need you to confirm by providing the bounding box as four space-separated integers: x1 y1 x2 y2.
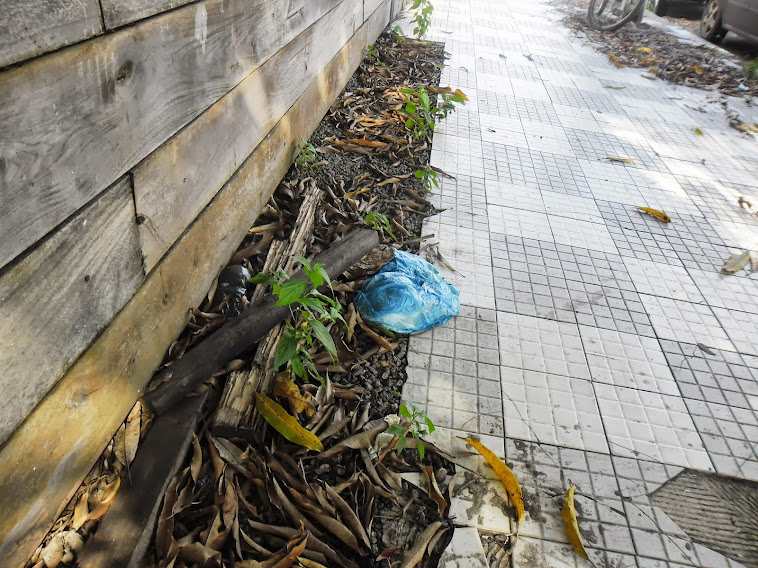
354 250 460 334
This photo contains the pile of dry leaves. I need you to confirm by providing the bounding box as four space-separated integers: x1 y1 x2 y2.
561 1 758 97
27 31 467 568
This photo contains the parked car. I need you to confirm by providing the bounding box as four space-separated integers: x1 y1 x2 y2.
700 0 758 42
651 0 704 17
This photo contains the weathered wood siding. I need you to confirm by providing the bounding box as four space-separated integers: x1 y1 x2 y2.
0 0 399 565
0 177 144 446
0 0 103 69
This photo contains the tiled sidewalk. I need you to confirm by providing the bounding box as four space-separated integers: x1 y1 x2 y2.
399 1 758 566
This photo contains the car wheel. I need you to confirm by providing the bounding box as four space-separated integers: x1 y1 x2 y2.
653 0 669 16
701 0 727 42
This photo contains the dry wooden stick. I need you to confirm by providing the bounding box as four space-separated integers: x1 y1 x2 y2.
142 229 379 415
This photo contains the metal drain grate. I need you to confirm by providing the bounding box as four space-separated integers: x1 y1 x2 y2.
651 470 758 568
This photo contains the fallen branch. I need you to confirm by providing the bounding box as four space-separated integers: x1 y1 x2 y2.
143 229 379 416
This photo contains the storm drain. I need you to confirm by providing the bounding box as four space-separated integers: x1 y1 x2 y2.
651 469 758 568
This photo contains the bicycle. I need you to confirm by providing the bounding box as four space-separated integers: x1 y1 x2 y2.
588 0 646 31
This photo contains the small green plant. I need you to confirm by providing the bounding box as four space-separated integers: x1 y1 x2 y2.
295 138 320 173
391 24 406 43
250 257 344 384
411 0 434 39
365 211 397 241
745 58 758 81
386 394 435 460
414 166 439 192
364 44 384 66
400 85 466 139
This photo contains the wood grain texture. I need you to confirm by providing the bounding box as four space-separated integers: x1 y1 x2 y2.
134 0 361 271
0 0 103 69
99 0 195 30
78 393 209 568
0 3 390 564
365 0 386 19
0 0 341 270
0 177 144 447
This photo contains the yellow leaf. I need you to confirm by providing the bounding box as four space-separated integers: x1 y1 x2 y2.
721 250 751 274
72 492 89 530
635 46 652 53
738 123 758 133
460 437 524 524
608 53 624 68
273 372 314 416
255 393 323 452
694 127 704 136
692 65 704 74
606 156 634 163
649 66 659 74
637 207 671 223
562 486 588 559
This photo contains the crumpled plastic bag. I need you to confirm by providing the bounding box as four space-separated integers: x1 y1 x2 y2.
354 250 460 334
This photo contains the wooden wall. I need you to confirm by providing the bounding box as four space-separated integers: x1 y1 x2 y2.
0 0 404 565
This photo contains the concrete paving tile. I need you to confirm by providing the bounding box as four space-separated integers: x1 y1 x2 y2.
579 325 679 395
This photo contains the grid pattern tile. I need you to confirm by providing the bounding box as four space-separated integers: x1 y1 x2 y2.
402 0 758 563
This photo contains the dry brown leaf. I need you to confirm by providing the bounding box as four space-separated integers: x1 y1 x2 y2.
72 492 89 530
420 464 449 516
190 434 203 483
461 437 524 525
606 156 634 163
738 196 752 209
562 485 588 559
721 250 751 274
273 371 315 416
400 521 443 568
324 483 371 550
124 401 142 468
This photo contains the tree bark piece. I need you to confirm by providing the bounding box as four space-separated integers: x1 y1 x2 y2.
214 182 322 429
142 229 379 416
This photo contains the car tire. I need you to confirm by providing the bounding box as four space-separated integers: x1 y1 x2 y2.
653 0 669 16
701 0 727 42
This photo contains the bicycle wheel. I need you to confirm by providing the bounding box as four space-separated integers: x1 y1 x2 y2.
588 0 644 31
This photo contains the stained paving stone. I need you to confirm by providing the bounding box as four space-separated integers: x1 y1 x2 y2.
400 0 758 565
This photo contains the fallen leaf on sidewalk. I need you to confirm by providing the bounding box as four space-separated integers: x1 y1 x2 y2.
607 156 634 163
637 207 671 223
694 127 704 136
562 485 588 559
697 343 717 356
738 196 752 209
721 250 751 274
460 437 524 525
608 53 624 67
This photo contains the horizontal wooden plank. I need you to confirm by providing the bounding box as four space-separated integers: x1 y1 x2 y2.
134 0 361 271
99 0 195 30
0 0 103 69
0 0 342 270
0 177 144 447
365 0 385 20
0 3 390 565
